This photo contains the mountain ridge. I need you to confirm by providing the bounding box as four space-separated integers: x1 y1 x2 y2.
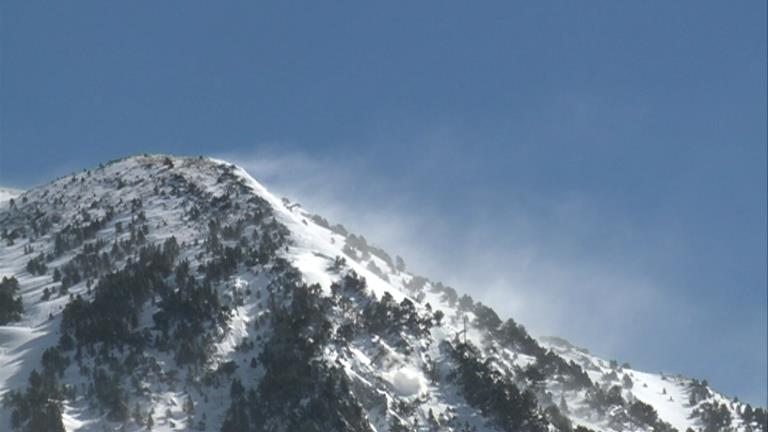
0 154 764 432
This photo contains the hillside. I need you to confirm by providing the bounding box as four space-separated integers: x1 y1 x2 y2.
0 154 764 432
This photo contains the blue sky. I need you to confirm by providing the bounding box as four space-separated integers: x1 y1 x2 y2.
1 1 765 404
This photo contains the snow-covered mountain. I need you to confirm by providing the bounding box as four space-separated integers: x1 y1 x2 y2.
0 154 764 432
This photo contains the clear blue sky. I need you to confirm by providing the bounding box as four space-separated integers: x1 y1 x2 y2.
1 1 765 404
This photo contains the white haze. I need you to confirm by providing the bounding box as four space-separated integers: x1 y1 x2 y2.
220 148 685 361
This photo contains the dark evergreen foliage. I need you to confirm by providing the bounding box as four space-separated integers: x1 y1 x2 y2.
687 378 711 405
92 368 129 422
445 341 549 432
221 277 372 432
3 349 68 432
53 209 114 256
693 401 733 432
626 400 675 431
25 253 47 275
0 276 23 324
61 239 180 347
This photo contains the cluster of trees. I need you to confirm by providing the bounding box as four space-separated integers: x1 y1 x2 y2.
585 386 624 414
27 208 55 239
577 377 675 431
404 275 428 294
90 368 130 422
3 346 70 431
2 226 23 246
60 238 111 280
323 252 606 431
200 214 288 283
738 403 768 431
541 405 597 432
327 270 435 351
53 206 115 256
494 318 540 358
332 271 368 297
25 253 47 275
202 243 243 283
61 237 179 348
445 341 550 432
153 263 226 365
362 292 429 338
343 233 397 273
0 276 23 324
687 379 766 431
381 237 674 430
469 301 592 391
4 197 52 242
433 279 684 431
365 261 389 282
692 401 732 432
624 400 675 432
203 214 288 269
162 172 201 202
221 275 371 432
58 230 225 371
45 215 152 303
533 350 592 390
687 378 712 406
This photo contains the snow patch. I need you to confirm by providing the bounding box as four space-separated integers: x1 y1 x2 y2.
0 187 22 204
387 366 424 397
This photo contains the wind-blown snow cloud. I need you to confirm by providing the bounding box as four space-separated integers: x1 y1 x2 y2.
221 144 766 405
220 147 681 360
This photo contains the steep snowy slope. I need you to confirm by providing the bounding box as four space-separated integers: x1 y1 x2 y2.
0 155 764 432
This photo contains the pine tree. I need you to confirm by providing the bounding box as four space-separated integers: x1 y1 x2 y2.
622 374 633 389
0 276 23 324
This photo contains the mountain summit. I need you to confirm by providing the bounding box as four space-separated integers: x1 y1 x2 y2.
0 154 764 432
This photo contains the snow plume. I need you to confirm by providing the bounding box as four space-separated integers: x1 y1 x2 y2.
220 148 677 358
